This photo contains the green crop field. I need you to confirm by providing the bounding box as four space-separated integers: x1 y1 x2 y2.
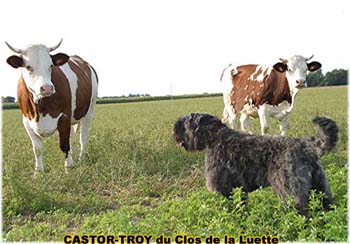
1 86 348 242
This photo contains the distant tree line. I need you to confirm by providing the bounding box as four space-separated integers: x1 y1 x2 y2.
2 96 15 103
306 68 348 87
1 94 152 103
103 93 151 99
1 69 347 104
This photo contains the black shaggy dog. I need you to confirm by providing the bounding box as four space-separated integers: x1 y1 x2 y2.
173 113 338 215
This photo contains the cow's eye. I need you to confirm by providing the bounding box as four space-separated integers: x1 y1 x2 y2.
26 66 33 72
49 64 53 70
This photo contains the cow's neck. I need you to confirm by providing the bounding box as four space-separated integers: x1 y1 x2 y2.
287 82 299 97
269 74 293 105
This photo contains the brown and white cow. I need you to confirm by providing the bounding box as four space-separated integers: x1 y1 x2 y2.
6 39 98 174
221 55 321 135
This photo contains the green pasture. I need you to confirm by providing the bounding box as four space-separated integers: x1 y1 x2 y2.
1 86 348 242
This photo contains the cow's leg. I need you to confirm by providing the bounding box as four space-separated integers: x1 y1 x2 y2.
223 107 238 130
70 123 80 152
222 107 229 123
222 93 238 129
78 117 93 161
279 115 290 136
222 93 231 124
258 105 270 135
57 114 72 169
229 113 238 130
78 98 96 161
23 117 44 173
63 123 79 170
79 76 97 161
240 113 252 134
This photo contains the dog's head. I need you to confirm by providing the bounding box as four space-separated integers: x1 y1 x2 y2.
173 113 223 151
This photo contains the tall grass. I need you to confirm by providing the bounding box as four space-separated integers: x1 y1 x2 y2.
2 86 347 242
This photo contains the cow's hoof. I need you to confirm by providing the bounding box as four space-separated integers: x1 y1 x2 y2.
64 166 75 174
33 169 44 179
65 156 74 168
79 153 89 162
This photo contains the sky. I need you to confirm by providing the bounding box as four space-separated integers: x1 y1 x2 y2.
0 0 348 98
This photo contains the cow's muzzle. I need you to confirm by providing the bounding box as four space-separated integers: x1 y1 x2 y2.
296 79 306 88
40 84 55 96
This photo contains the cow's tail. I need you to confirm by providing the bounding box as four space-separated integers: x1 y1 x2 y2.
220 64 239 81
312 116 338 156
220 64 232 82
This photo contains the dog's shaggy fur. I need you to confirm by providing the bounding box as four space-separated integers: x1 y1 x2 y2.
173 113 338 214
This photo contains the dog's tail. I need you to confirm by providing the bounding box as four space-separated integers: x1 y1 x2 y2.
312 116 338 155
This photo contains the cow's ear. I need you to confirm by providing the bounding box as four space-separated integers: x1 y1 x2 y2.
7 55 24 68
273 62 287 73
51 53 69 66
307 61 321 72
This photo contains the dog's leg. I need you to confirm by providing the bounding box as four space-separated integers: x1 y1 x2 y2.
240 113 252 134
312 163 334 210
295 192 310 215
205 157 237 198
270 160 312 215
205 167 234 197
291 167 313 215
278 182 311 215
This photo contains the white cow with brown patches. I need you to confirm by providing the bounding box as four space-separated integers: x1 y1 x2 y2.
6 39 98 174
221 55 321 135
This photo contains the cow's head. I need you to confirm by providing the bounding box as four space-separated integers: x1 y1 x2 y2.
273 55 321 91
6 39 69 103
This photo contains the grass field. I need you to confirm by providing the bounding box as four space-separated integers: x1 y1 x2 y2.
1 86 348 242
